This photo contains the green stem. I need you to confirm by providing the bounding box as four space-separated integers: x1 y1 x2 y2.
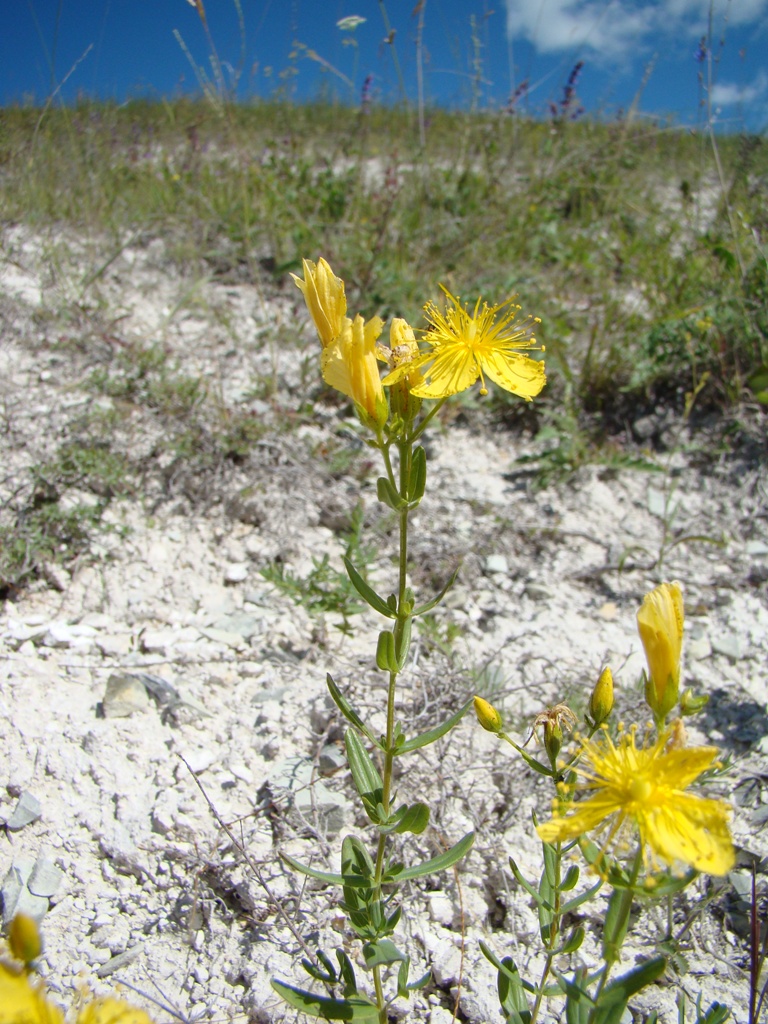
409 396 446 442
589 847 643 1021
530 841 563 1024
371 434 413 1023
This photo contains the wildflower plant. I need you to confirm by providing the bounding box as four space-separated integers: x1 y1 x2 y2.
477 581 735 1024
272 258 545 1022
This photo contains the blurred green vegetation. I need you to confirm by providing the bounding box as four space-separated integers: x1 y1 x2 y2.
1 98 765 420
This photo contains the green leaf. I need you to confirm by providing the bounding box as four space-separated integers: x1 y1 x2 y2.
561 864 579 890
343 557 396 619
394 615 412 670
336 949 358 996
386 831 474 882
281 852 343 886
375 630 398 673
363 938 407 968
391 802 429 835
602 885 635 964
271 980 379 1020
412 566 460 616
592 956 667 1024
302 949 337 984
345 730 384 819
326 674 382 749
562 966 592 1024
508 857 546 906
377 476 406 511
561 877 603 915
498 956 532 1022
398 699 473 753
559 926 585 955
406 446 427 502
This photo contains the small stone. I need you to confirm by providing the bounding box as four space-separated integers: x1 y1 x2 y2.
180 747 217 774
224 562 249 584
5 791 42 831
746 540 768 557
96 634 134 657
41 621 97 649
318 744 346 776
427 892 454 926
524 583 552 602
27 855 63 898
199 626 247 650
484 554 509 575
711 634 745 661
103 673 150 718
597 601 618 621
687 634 712 661
646 487 668 517
212 612 259 640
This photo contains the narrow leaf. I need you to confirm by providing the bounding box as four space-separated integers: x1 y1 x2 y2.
343 557 396 619
398 699 473 753
394 615 412 670
345 730 383 817
281 852 343 886
326 674 382 749
412 566 460 616
387 832 474 882
508 857 546 906
407 446 427 502
561 878 603 915
271 980 379 1021
592 956 667 1024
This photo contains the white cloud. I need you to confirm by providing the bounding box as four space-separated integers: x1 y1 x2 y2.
711 69 768 104
505 0 768 55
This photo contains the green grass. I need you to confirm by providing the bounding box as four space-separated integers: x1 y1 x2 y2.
2 100 765 420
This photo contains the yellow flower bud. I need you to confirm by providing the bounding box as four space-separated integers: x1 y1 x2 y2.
8 913 42 965
637 581 684 723
589 666 614 726
322 314 388 427
291 257 347 347
76 998 155 1024
384 318 423 423
543 720 563 765
474 696 502 733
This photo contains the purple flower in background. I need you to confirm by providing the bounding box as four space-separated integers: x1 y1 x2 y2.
694 38 707 63
361 74 373 113
506 79 529 114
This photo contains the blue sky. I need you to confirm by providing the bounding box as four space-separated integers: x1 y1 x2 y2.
3 1 767 131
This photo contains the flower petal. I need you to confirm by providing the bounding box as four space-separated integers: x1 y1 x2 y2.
409 344 480 398
481 349 547 400
641 794 734 875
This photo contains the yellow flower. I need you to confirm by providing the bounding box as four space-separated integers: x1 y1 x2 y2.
76 998 154 1024
321 313 388 426
637 582 684 721
382 287 545 400
537 727 734 876
474 696 503 733
0 961 64 1024
291 257 347 347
